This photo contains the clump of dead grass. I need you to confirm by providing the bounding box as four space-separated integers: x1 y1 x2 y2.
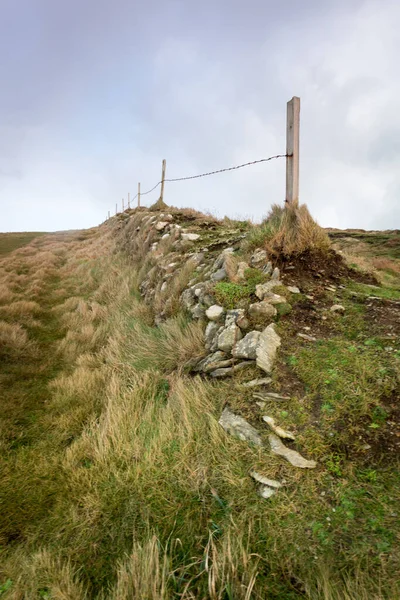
0 320 37 360
244 203 330 257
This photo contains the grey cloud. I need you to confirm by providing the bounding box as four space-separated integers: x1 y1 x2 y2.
0 0 399 230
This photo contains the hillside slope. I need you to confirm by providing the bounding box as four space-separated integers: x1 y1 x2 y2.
0 209 399 599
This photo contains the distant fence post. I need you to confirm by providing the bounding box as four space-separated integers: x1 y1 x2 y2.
138 182 141 207
122 198 125 211
285 96 300 206
108 210 110 220
160 159 166 204
128 193 130 209
115 203 118 215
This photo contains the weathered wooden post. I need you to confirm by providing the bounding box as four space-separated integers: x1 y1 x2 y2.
138 182 141 208
108 210 110 220
122 198 125 212
160 159 166 204
285 96 300 206
115 203 118 215
128 193 130 209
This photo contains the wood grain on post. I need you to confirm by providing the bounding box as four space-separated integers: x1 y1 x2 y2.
286 96 300 206
138 182 141 207
160 159 166 203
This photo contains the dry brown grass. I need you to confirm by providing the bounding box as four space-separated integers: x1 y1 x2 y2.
1 215 399 600
371 256 400 274
266 203 331 257
0 284 15 305
0 300 41 320
0 320 37 360
153 258 198 318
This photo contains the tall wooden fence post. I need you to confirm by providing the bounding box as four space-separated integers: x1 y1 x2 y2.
160 159 166 204
138 182 141 208
108 210 110 220
115 203 118 215
128 193 130 209
285 96 300 206
122 198 125 212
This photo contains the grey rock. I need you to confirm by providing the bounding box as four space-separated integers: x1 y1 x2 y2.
330 304 345 313
242 378 272 388
258 486 277 499
262 262 273 276
218 323 243 353
203 358 236 373
268 433 317 469
161 281 168 293
261 292 288 305
248 301 277 319
236 314 251 330
251 248 268 267
255 281 282 299
181 233 200 241
271 267 280 281
218 407 263 446
155 221 169 231
202 294 215 308
287 286 300 294
297 333 317 342
253 392 290 402
210 361 251 378
180 288 196 310
236 261 249 281
193 282 207 297
211 268 227 282
195 351 228 372
206 305 225 321
213 248 234 270
262 416 295 440
204 321 220 349
225 309 246 326
190 252 205 265
232 331 261 360
191 304 206 320
210 326 224 352
256 324 281 375
250 470 282 489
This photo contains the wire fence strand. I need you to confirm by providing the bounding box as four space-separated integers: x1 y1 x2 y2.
120 153 287 211
165 154 287 183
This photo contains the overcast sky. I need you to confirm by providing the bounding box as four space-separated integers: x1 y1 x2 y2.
1 0 399 232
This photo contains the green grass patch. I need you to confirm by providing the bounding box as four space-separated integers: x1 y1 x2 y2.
290 338 398 437
0 232 46 256
214 269 268 309
347 281 400 301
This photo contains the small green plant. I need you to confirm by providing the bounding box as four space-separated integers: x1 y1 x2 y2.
243 267 268 291
214 282 251 309
358 468 378 483
326 453 343 477
0 580 12 595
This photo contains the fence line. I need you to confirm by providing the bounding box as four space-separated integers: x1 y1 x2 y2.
109 96 300 219
114 154 288 216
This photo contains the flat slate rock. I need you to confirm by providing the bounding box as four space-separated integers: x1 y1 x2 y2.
268 433 317 469
219 407 263 446
242 378 272 388
263 416 295 440
256 324 281 375
232 331 260 360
